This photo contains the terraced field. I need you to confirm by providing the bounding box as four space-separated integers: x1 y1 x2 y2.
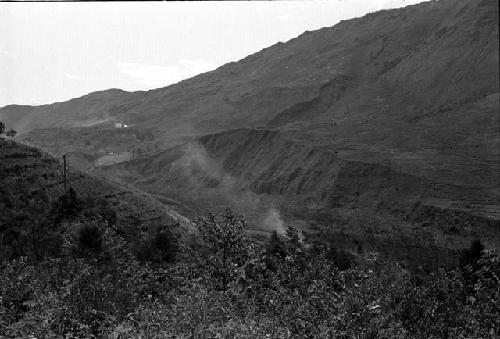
0 139 191 239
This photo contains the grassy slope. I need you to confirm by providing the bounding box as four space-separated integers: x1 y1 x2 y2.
0 139 191 241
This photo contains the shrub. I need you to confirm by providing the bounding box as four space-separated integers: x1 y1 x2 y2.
327 247 354 270
77 223 104 254
266 230 286 258
136 226 178 263
459 239 484 270
195 208 249 290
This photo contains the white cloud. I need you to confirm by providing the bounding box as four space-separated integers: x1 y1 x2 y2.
0 50 15 58
117 59 217 89
278 13 294 22
64 73 81 80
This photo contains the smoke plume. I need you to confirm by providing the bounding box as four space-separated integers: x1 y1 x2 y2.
177 142 288 234
263 207 286 235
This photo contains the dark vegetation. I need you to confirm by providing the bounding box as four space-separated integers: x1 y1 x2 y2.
0 124 16 140
1 134 499 338
0 136 179 265
0 208 498 338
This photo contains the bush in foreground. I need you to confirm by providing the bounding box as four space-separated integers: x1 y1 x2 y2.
1 209 499 338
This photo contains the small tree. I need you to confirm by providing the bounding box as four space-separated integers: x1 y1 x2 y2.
285 225 301 249
51 187 82 225
5 128 16 139
266 230 285 257
0 121 4 136
136 225 179 263
195 208 249 290
459 239 484 270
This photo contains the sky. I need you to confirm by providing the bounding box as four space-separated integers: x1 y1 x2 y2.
0 0 425 107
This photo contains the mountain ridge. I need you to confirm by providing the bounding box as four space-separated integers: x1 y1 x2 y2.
4 0 497 141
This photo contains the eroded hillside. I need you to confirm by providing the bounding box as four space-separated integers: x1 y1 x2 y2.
100 127 499 268
1 0 499 261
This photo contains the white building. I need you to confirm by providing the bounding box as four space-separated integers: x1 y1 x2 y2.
114 122 128 128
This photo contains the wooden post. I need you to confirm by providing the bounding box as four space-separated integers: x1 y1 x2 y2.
63 154 67 194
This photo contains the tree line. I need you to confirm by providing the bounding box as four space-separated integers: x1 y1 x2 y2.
1 201 498 338
0 121 17 139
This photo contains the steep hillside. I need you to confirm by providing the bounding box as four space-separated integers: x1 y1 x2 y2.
0 139 192 257
101 127 499 267
2 0 497 147
1 0 498 261
4 0 496 185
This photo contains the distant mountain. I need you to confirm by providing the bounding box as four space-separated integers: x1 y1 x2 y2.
1 0 498 260
0 89 131 134
2 0 498 145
